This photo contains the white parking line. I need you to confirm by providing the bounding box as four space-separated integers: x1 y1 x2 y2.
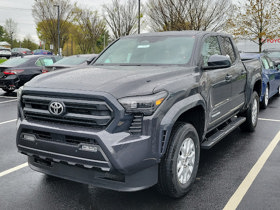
223 130 280 210
0 119 17 125
0 96 17 99
259 118 280 123
0 162 28 178
0 99 17 104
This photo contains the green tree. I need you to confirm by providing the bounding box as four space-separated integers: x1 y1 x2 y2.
73 7 106 53
21 36 38 50
226 0 280 52
32 0 75 54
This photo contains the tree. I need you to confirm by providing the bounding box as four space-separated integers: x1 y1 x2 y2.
4 18 17 47
226 0 280 52
146 0 233 32
73 7 106 53
32 0 75 54
21 35 38 50
103 0 141 39
0 25 6 41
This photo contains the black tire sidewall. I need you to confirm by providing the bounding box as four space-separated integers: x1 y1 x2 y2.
244 91 259 131
260 86 268 109
162 123 200 198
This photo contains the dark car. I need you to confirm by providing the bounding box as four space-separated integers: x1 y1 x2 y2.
33 49 52 55
45 54 98 71
11 48 33 57
263 48 280 61
0 55 61 93
241 52 280 108
16 31 262 198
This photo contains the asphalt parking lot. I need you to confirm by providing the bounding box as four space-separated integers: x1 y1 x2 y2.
0 89 279 210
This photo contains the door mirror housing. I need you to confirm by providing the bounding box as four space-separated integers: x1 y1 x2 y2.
203 55 232 70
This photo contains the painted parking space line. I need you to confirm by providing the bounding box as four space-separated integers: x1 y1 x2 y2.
0 99 17 104
0 163 28 178
259 118 280 123
0 119 17 125
0 96 17 99
223 130 280 210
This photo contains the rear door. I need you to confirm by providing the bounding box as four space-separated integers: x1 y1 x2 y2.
219 36 246 112
201 36 233 128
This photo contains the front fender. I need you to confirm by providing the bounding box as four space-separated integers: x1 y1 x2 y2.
158 94 206 157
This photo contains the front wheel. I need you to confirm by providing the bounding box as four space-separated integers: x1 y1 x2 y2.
240 91 259 132
157 122 200 198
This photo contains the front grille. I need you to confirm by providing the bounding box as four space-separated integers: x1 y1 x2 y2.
22 94 113 129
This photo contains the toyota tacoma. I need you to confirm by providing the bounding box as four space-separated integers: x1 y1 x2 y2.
16 31 262 198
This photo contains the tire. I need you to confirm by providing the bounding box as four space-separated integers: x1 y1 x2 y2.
157 122 200 198
260 85 269 109
2 87 15 93
277 86 280 97
240 91 259 132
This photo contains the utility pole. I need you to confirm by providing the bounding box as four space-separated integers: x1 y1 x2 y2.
138 0 140 34
54 4 60 55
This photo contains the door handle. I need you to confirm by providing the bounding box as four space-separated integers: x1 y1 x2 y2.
225 74 232 81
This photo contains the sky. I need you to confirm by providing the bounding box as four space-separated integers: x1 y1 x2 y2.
0 0 130 44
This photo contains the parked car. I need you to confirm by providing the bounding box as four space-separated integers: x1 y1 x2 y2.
241 53 280 108
0 47 11 59
263 48 280 61
45 54 98 71
16 31 262 198
33 49 52 55
11 48 33 57
0 55 61 93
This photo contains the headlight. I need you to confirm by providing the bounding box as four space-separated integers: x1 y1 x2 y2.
17 86 23 101
118 91 168 115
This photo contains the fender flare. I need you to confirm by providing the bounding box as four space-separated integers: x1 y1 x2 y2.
158 94 206 157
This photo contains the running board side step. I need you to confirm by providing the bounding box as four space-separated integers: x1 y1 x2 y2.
201 117 246 149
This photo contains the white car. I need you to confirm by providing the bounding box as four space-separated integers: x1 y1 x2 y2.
0 47 11 59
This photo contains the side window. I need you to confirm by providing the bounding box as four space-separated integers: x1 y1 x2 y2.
221 37 236 63
261 57 270 69
266 57 274 69
41 58 54 66
201 36 221 66
35 59 43 66
36 58 54 66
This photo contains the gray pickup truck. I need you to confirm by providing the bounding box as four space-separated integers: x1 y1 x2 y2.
16 31 262 198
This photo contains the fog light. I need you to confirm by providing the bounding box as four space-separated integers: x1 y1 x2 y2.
22 133 36 141
79 144 98 152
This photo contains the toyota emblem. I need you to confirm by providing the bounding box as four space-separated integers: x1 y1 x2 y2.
49 102 65 116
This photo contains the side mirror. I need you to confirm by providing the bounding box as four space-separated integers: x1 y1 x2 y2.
203 55 232 70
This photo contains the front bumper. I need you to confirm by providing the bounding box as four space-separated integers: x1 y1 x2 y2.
16 117 159 191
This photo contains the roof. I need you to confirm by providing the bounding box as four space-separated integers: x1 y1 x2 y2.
121 30 230 39
240 52 263 60
0 41 11 46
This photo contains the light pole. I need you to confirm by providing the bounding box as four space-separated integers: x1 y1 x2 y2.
138 0 140 34
54 4 60 55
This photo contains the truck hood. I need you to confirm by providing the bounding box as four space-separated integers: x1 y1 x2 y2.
26 65 195 98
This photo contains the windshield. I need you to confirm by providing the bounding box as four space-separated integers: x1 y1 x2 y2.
0 57 28 66
54 56 89 65
266 51 280 58
94 36 195 65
